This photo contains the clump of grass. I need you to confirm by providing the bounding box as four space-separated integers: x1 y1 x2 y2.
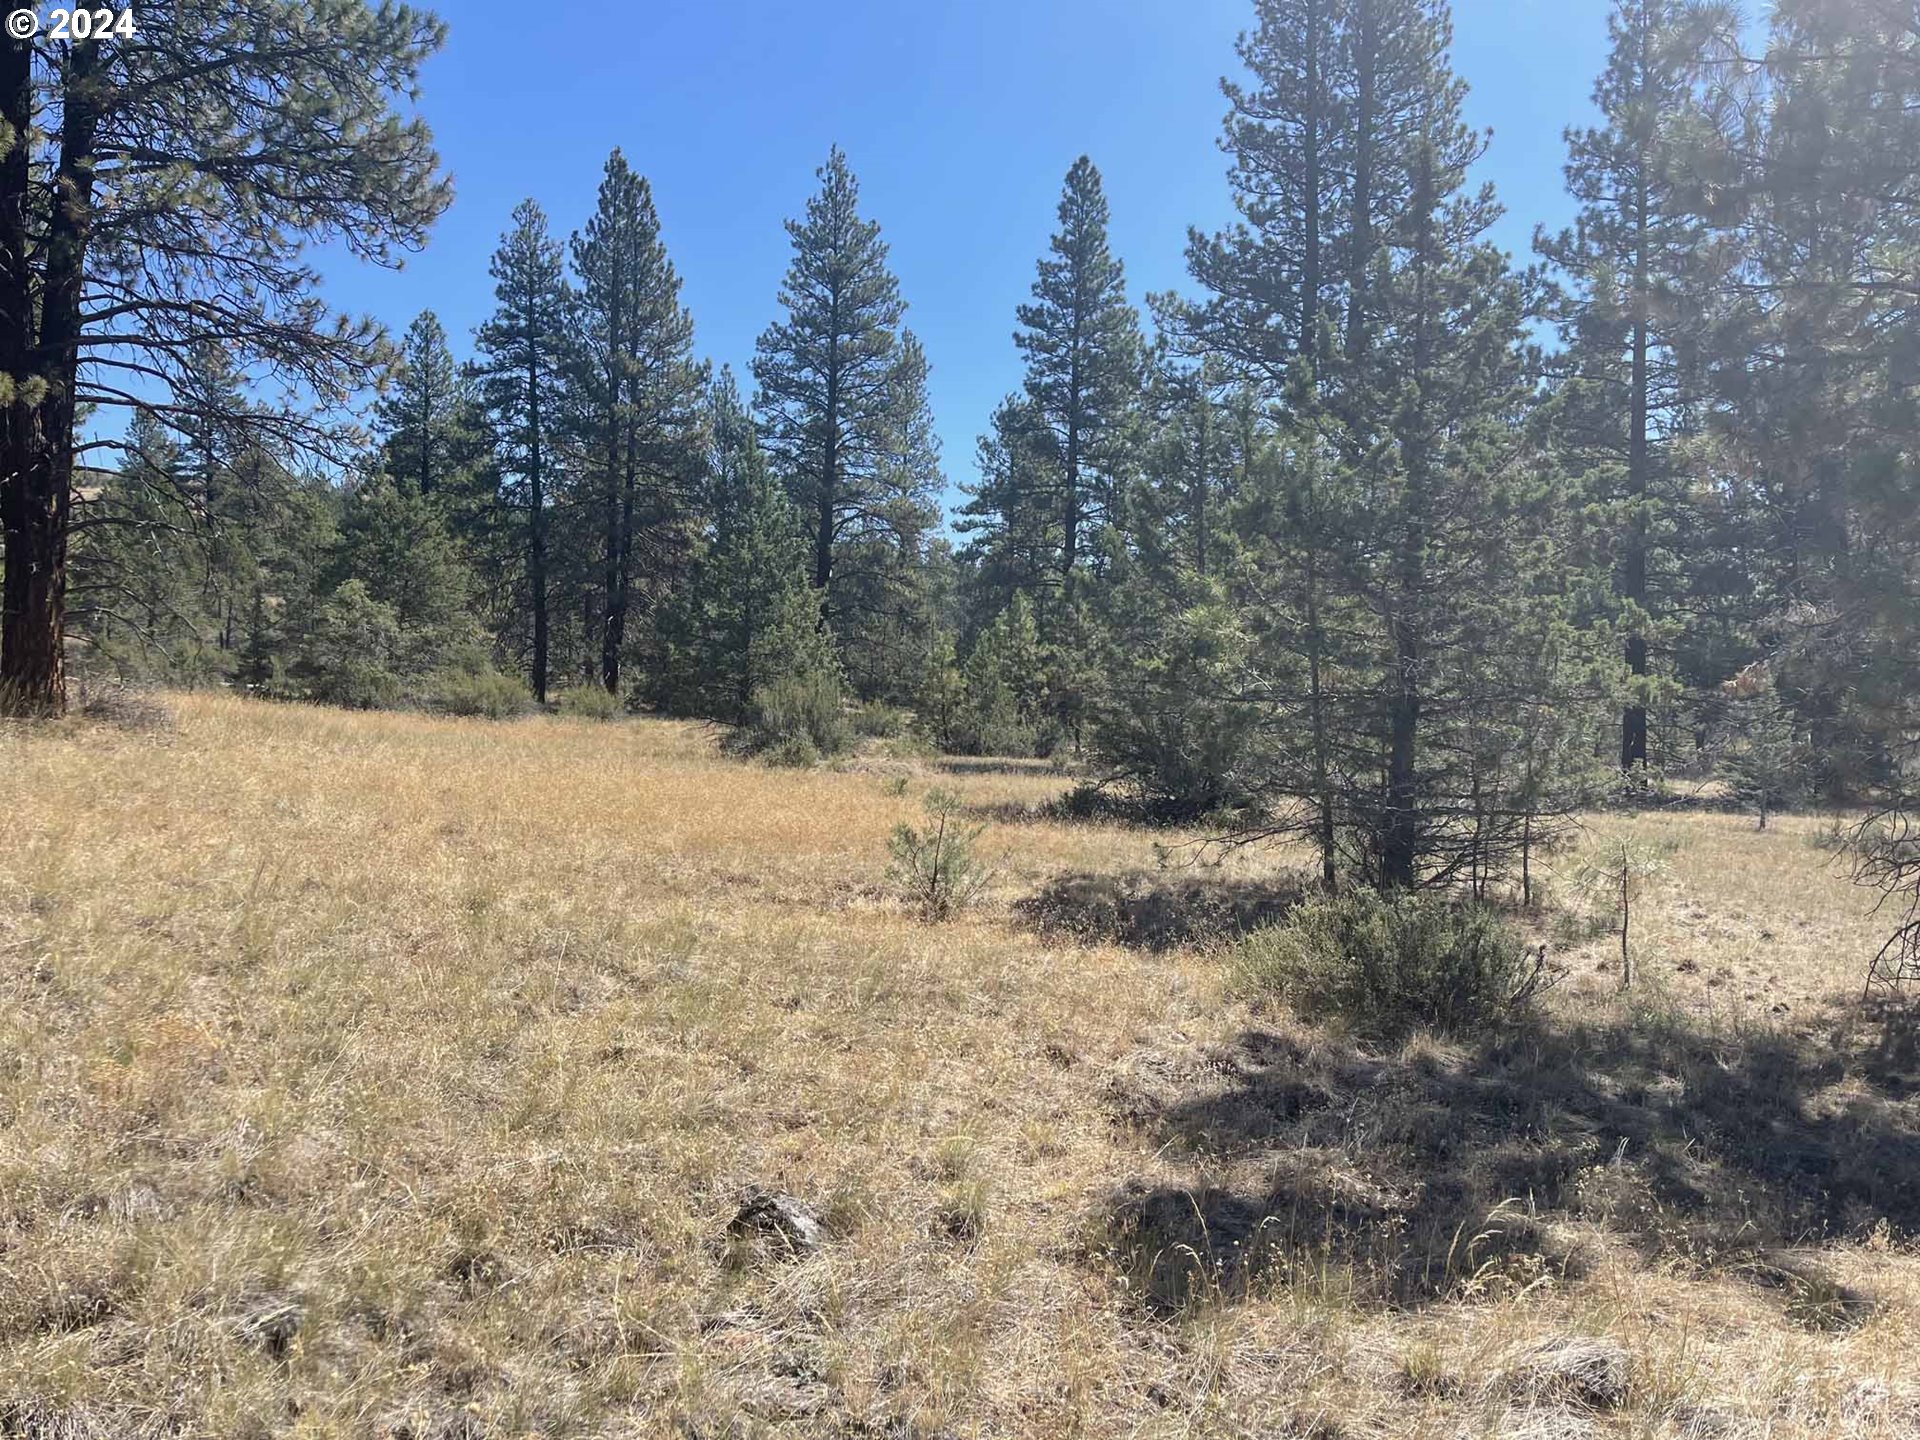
1232 889 1552 1041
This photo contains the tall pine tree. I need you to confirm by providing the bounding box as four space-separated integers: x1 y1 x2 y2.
751 147 941 683
1538 0 1728 775
570 150 709 697
474 200 571 702
1013 156 1144 587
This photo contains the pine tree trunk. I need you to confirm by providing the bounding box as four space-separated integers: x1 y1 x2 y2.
601 440 622 693
1622 34 1652 774
603 426 636 695
527 347 549 704
1382 614 1421 890
815 295 841 606
1193 396 1208 579
1062 349 1081 585
1381 138 1437 893
1622 318 1651 771
1 39 99 717
0 26 45 714
1303 459 1337 892
0 447 69 715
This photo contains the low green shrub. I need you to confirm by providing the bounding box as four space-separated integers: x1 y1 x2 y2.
429 666 530 720
740 671 852 762
758 733 823 769
1232 889 1550 1041
555 683 620 721
851 700 911 739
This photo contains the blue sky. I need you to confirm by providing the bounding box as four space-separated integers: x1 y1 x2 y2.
322 0 1617 499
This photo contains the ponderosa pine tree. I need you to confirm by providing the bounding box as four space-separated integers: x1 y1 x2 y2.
375 311 502 632
1014 156 1144 587
1178 0 1432 883
0 0 450 715
1702 0 1920 794
957 396 1060 616
70 412 212 680
570 150 709 697
1137 356 1252 584
1359 36 1546 888
376 312 477 500
1184 0 1344 382
329 469 476 676
1187 0 1596 890
1537 0 1729 776
751 147 941 661
166 340 255 653
474 200 571 702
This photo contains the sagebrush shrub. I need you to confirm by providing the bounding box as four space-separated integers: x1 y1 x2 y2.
888 788 992 920
1233 889 1545 1040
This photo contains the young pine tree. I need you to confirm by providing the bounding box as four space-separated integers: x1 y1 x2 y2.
329 471 478 678
685 374 838 722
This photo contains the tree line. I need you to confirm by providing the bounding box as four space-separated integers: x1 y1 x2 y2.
3 0 1917 903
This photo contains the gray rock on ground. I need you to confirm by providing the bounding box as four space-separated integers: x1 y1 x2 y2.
728 1191 825 1257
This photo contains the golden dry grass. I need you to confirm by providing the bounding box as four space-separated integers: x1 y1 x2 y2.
1 693 1916 1439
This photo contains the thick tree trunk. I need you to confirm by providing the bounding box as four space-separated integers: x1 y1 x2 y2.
0 451 69 715
1 28 40 714
2 39 100 717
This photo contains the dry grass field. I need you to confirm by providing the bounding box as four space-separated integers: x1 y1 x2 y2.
4 693 1920 1438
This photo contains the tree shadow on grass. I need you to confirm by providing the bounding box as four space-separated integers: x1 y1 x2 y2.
1090 1001 1920 1321
1015 870 1313 952
931 757 1060 778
